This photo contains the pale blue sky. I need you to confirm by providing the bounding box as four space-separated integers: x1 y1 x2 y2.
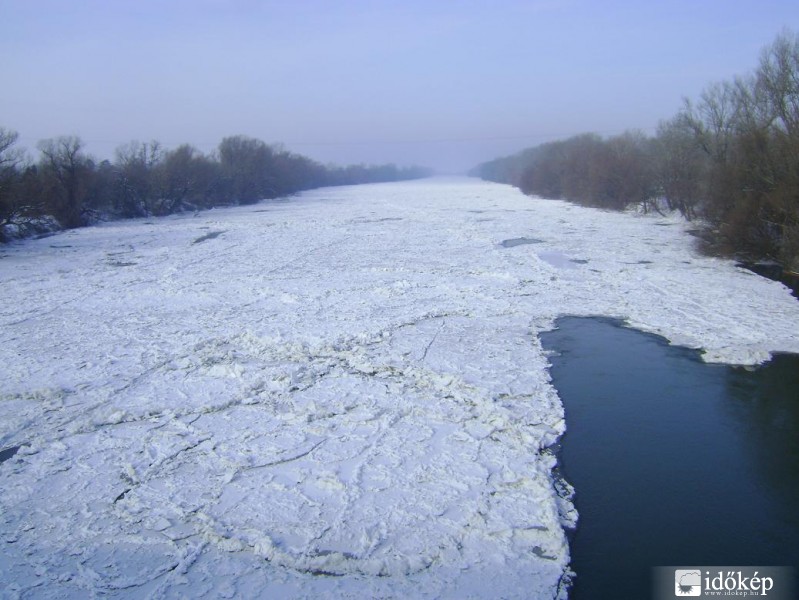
2 0 798 172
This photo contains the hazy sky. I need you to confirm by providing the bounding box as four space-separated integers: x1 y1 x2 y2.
2 0 798 173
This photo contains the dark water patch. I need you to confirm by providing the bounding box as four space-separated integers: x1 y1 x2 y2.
357 217 404 223
542 317 799 600
49 245 72 249
738 260 783 280
501 238 544 248
0 445 20 464
737 261 799 299
192 230 226 244
532 545 558 560
108 260 137 267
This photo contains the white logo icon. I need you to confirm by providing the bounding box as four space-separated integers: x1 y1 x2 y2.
675 569 702 596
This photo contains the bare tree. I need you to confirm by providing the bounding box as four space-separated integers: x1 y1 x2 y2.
115 140 163 216
0 128 22 199
0 128 22 167
595 130 657 211
754 31 799 269
151 144 219 215
37 135 91 228
682 81 742 165
0 128 26 239
654 115 706 219
218 135 275 203
757 30 799 137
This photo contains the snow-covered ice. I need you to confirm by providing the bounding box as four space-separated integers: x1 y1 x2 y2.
1 177 798 599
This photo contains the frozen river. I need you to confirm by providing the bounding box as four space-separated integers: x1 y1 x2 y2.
2 177 799 598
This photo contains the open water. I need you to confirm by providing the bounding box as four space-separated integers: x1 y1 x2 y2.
542 317 799 599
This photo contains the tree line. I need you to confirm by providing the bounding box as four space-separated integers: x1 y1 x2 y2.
471 31 799 273
0 132 432 241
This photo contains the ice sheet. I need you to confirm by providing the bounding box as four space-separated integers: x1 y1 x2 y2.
2 177 798 598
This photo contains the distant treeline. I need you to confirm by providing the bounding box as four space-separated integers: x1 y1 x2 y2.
0 132 432 241
471 31 799 272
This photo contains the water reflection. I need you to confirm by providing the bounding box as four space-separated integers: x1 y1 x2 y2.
724 355 799 536
541 317 799 600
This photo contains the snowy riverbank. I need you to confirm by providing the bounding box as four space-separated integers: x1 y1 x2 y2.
2 177 798 598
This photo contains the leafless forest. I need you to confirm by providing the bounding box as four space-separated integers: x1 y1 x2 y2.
473 32 799 272
0 132 431 240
